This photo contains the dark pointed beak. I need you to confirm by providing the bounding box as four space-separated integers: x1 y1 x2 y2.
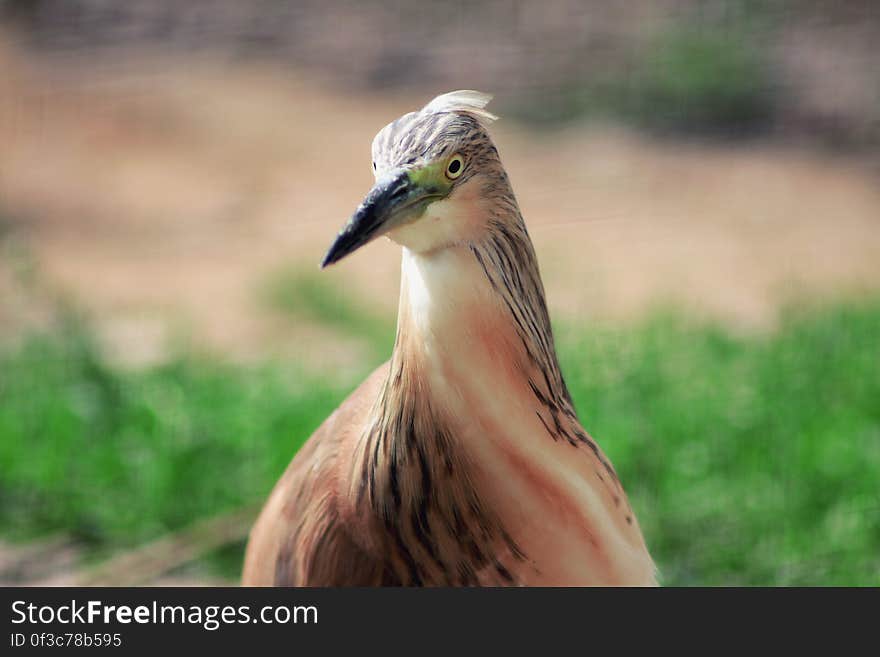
321 169 440 268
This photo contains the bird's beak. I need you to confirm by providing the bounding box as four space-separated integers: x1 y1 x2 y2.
321 168 445 267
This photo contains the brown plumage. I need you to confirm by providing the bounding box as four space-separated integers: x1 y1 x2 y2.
243 91 656 586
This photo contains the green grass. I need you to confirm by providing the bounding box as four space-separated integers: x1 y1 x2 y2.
559 303 880 585
1 298 878 585
0 319 341 547
262 268 395 357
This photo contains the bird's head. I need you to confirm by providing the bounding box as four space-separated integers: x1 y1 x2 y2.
321 90 502 267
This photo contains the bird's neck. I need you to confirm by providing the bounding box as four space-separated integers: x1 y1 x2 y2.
391 215 574 419
349 212 645 585
379 210 585 471
349 215 574 583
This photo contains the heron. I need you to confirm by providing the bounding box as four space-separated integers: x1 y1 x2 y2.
243 91 656 586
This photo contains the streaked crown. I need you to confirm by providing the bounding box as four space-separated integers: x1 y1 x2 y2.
371 90 499 175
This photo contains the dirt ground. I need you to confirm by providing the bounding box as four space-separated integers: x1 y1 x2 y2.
2 40 879 370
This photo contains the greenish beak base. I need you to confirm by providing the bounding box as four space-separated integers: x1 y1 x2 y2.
321 167 448 267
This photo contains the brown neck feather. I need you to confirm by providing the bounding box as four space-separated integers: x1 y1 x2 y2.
351 196 619 584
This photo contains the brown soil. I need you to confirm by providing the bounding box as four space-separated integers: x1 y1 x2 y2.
2 41 879 369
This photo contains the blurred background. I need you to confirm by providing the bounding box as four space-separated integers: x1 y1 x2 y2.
0 0 878 586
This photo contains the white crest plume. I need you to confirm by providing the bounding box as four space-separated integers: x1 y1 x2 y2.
422 90 498 124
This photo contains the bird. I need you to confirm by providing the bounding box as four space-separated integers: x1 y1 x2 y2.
242 90 656 586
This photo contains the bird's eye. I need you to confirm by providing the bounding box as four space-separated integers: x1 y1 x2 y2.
372 161 377 171
446 155 464 179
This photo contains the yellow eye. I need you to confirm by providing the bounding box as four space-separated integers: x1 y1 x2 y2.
446 155 464 179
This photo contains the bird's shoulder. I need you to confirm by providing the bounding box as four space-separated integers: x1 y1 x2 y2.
242 361 391 585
